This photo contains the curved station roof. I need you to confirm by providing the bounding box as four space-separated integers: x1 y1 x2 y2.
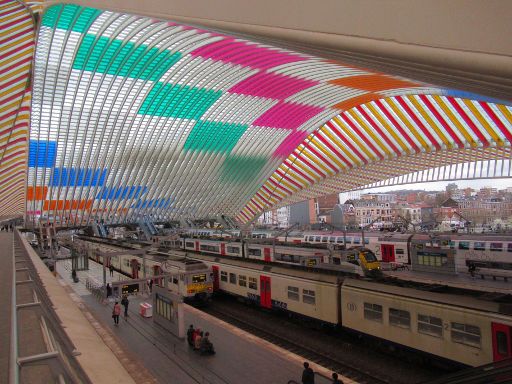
2 2 512 226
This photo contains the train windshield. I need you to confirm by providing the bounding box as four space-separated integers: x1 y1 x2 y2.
192 274 207 283
361 250 377 262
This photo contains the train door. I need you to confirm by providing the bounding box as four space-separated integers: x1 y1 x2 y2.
130 259 139 279
260 276 271 308
264 248 271 262
153 265 161 286
195 241 200 252
492 322 512 362
212 266 219 291
220 243 226 256
381 244 395 262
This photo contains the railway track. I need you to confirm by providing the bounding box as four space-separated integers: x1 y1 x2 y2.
202 302 392 384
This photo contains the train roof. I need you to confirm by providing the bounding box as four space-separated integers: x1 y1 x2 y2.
343 278 512 315
187 252 343 284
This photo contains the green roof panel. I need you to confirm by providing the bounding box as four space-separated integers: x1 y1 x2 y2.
184 121 248 153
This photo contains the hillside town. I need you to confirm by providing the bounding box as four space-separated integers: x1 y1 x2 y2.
257 184 512 233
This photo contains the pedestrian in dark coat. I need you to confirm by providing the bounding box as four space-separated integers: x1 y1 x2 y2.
187 324 195 346
302 362 315 384
121 295 129 319
109 264 114 277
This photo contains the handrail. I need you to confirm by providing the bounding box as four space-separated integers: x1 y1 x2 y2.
9 232 18 384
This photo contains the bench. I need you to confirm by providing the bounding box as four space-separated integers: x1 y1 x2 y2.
472 269 510 282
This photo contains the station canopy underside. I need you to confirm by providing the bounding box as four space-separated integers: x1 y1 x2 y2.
1 3 512 226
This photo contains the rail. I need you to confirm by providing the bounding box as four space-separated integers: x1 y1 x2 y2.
11 230 91 383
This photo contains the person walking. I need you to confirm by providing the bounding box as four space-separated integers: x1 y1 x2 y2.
302 362 315 384
331 372 343 384
106 283 112 298
121 295 129 319
112 302 121 326
109 264 114 277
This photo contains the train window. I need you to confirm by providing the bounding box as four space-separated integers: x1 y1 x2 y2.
287 286 299 301
473 242 486 251
449 241 455 249
220 271 227 282
322 236 328 243
336 238 344 243
353 237 360 244
185 242 194 248
192 274 206 283
418 254 447 267
490 243 503 252
418 315 443 338
328 236 335 243
315 236 321 242
364 239 369 245
248 248 262 257
451 322 481 348
200 244 219 253
396 249 404 255
303 289 316 305
248 277 257 290
227 246 240 254
229 273 236 284
508 244 512 253
389 308 410 329
497 331 508 355
239 275 247 287
346 237 352 244
364 303 383 322
458 241 470 250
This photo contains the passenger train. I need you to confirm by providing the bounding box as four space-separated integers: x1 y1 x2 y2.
189 252 512 368
159 237 382 277
73 238 214 302
281 231 512 277
178 229 512 277
73 236 512 367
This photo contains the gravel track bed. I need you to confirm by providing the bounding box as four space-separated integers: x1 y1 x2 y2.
203 294 451 384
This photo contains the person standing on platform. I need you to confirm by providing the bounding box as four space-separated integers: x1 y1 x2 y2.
109 264 114 277
106 283 112 298
187 324 195 346
331 372 343 384
121 295 129 319
302 362 315 384
112 302 121 326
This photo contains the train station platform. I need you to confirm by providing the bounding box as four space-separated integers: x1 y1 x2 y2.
385 268 512 295
56 257 353 384
1 230 135 384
